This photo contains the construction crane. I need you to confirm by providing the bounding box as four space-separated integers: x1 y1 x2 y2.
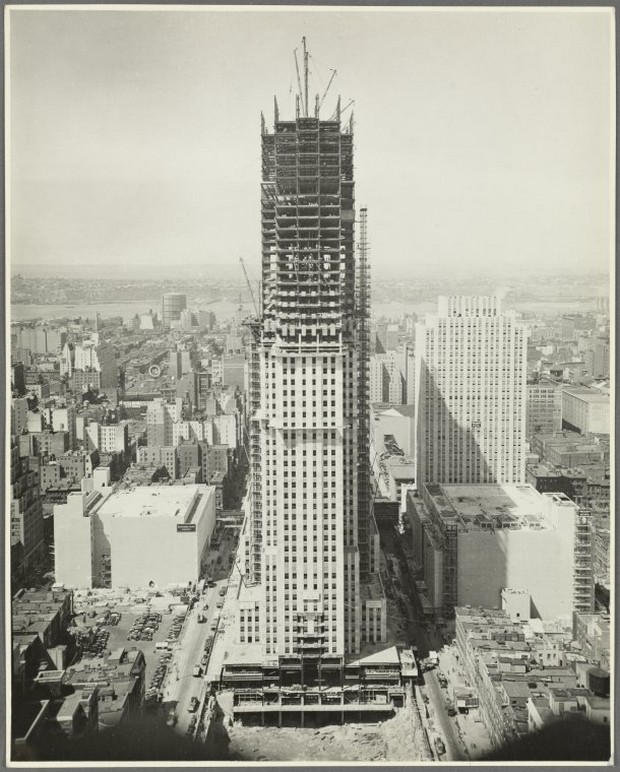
239 257 259 316
293 36 311 117
318 68 337 114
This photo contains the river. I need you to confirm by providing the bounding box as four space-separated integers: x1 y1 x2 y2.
10 297 598 325
11 299 428 324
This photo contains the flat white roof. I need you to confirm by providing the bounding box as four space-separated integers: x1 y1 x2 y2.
96 484 210 520
439 483 546 522
564 389 609 404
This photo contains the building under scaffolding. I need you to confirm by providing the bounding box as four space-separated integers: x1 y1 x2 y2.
232 42 389 706
221 645 417 725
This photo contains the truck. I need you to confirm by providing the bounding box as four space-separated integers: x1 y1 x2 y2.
193 665 202 678
188 696 200 712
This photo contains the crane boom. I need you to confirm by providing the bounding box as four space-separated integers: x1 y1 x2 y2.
303 36 309 118
239 257 259 316
293 47 304 116
318 68 337 113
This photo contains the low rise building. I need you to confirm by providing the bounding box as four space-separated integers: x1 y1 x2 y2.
200 443 230 482
54 483 216 588
526 378 563 436
29 431 70 459
64 648 146 728
137 445 179 479
86 420 129 456
406 483 593 621
177 442 201 478
58 449 100 483
529 432 609 468
455 606 608 750
525 464 587 504
11 396 29 436
40 462 62 491
572 612 610 670
562 388 610 435
12 586 74 650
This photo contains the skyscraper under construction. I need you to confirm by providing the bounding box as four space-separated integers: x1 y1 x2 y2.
236 44 386 669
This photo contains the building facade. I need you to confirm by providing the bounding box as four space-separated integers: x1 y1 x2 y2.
415 296 528 486
406 483 593 620
526 378 563 437
10 444 44 569
146 398 183 446
54 484 216 588
562 388 610 435
161 293 187 327
239 96 384 662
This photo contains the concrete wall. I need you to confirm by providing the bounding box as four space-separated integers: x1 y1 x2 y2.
54 494 94 588
109 516 200 587
104 487 215 588
563 392 610 434
457 527 574 620
195 487 216 561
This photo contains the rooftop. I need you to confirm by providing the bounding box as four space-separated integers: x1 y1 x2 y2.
95 484 207 520
563 388 609 404
426 483 558 531
384 456 416 480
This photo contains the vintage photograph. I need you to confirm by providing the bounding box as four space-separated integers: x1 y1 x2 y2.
6 5 613 764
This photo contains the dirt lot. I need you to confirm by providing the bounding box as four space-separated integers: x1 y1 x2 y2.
218 696 432 762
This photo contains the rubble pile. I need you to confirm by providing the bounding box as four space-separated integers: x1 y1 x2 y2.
222 702 431 762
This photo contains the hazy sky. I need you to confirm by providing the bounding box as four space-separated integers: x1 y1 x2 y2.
8 7 614 277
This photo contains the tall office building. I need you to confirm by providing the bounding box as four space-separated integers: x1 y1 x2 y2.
161 293 187 327
415 296 528 486
240 86 383 661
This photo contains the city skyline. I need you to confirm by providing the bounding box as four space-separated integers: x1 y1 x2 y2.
8 7 614 278
7 6 613 763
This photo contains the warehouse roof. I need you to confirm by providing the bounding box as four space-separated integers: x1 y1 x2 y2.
96 484 210 520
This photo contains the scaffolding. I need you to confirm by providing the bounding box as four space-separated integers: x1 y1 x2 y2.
244 48 375 658
356 207 371 583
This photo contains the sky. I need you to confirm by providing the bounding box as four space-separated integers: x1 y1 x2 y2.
8 6 614 278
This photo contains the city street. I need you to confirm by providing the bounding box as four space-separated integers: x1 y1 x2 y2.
424 670 465 761
377 520 443 657
164 577 229 737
